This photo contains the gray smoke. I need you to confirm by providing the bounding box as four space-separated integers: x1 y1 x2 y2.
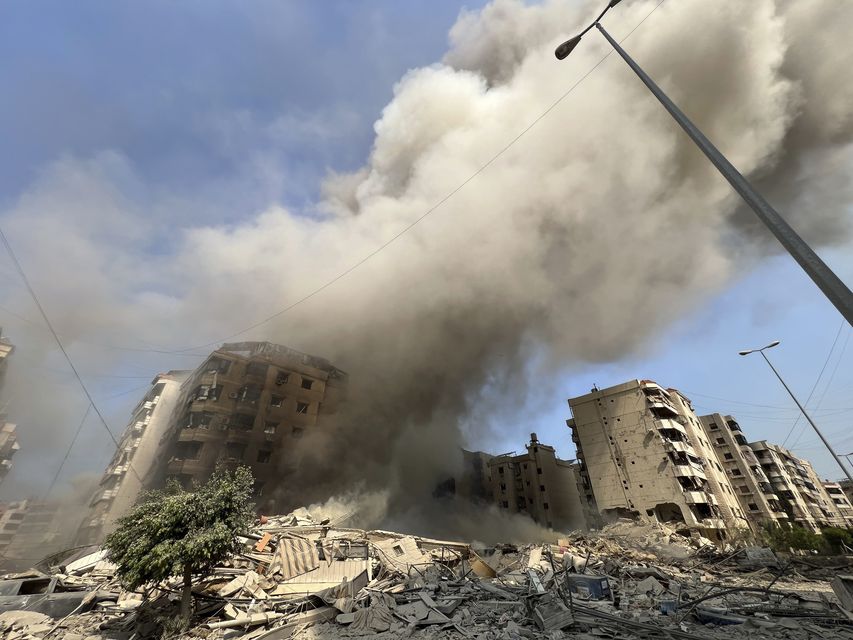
1 0 852 539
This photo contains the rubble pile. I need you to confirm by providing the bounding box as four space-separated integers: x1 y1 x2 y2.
2 512 853 640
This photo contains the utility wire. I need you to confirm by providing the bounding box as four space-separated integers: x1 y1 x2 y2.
21 0 666 359
43 403 92 500
782 319 844 447
0 226 143 485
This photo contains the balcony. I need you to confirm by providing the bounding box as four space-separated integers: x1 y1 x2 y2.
655 419 687 436
673 463 707 480
664 441 695 455
90 488 119 506
683 491 711 505
167 458 207 475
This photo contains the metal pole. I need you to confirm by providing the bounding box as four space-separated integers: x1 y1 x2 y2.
759 350 853 485
595 23 853 327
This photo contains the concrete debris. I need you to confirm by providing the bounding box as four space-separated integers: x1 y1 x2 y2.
3 510 853 640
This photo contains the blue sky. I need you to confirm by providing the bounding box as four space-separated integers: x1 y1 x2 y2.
0 0 851 496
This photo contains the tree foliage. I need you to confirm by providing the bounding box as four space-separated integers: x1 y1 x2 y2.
105 466 255 592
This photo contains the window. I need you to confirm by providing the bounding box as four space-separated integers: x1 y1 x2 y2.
739 485 750 494
392 545 405 557
501 501 508 508
544 503 549 510
174 441 202 460
253 481 265 497
748 503 758 511
731 469 742 476
264 422 278 435
257 449 272 463
246 362 268 378
537 467 542 474
715 462 723 471
709 422 718 430
185 411 214 429
500 483 506 491
223 442 246 461
270 395 284 407
716 437 725 445
724 453 733 460
498 467 505 475
237 385 262 403
296 402 309 414
228 413 255 431
539 485 545 492
205 357 231 373
275 371 289 386
301 378 314 390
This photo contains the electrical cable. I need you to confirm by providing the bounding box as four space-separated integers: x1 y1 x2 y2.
0 226 143 484
43 403 92 500
782 319 844 447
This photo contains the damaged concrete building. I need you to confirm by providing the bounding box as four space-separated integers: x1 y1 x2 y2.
487 434 585 530
749 440 851 531
154 342 347 511
76 370 190 545
568 380 749 540
568 379 852 537
698 413 790 528
0 333 18 484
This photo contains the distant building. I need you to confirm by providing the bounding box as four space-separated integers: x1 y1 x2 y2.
0 420 18 485
487 433 585 530
822 482 853 528
455 449 495 504
698 414 789 528
154 342 347 512
568 380 749 540
0 332 13 389
76 370 189 545
748 440 851 531
0 500 71 570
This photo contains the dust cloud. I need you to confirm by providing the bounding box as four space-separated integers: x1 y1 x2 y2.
0 1 852 538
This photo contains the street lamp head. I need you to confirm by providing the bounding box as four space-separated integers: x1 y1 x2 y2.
555 35 582 60
738 350 754 356
764 340 781 350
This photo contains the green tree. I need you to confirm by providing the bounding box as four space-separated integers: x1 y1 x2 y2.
104 466 255 620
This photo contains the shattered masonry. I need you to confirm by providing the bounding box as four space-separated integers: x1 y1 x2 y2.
3 506 853 640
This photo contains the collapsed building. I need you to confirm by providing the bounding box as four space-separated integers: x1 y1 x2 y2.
76 371 190 545
78 342 346 545
0 500 69 570
567 380 853 538
0 333 18 485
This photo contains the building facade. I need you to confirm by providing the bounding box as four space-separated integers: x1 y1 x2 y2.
156 342 347 512
749 441 846 532
568 380 749 540
0 333 18 484
76 370 189 545
698 414 789 528
822 482 853 528
487 433 585 530
0 500 70 570
0 332 13 388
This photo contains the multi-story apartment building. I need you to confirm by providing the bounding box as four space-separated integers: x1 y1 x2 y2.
568 380 749 540
698 414 789 528
487 434 585 530
0 500 70 570
76 370 189 545
0 332 13 388
0 420 18 484
155 342 347 512
749 441 844 532
822 482 853 528
839 480 853 515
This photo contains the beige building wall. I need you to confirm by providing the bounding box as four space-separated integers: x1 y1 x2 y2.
487 434 584 530
822 482 853 528
0 420 19 485
156 342 347 512
77 370 189 545
568 380 747 540
699 414 789 528
749 441 845 532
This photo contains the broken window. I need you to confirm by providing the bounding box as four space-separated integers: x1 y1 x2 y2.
257 449 272 463
392 545 405 557
205 357 231 374
275 371 290 386
301 378 313 390
264 422 278 435
270 395 284 408
223 442 246 461
296 402 309 414
186 411 214 429
246 362 268 378
498 467 504 475
174 441 203 460
228 413 255 431
236 384 262 404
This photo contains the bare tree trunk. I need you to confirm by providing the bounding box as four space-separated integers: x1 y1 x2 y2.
181 564 193 620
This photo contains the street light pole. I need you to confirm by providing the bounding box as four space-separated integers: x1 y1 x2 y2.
555 5 853 327
739 341 853 485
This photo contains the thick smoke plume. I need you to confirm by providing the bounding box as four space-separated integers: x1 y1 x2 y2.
1 1 852 539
